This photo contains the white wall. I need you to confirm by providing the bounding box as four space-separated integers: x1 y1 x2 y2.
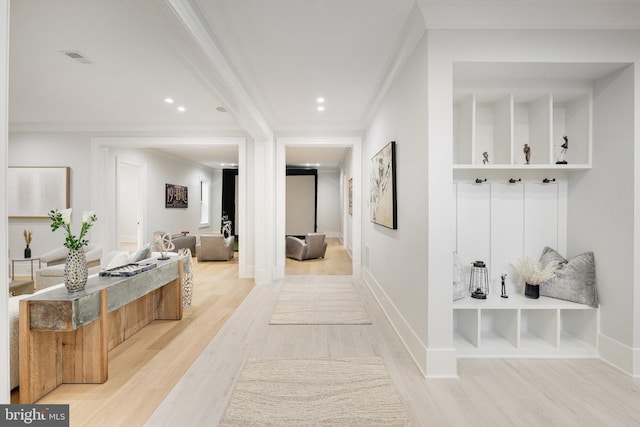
363 33 432 375
568 65 637 372
317 169 341 235
8 133 94 262
106 147 217 250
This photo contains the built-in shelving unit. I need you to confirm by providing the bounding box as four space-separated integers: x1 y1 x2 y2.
452 62 602 360
453 294 598 358
453 88 592 169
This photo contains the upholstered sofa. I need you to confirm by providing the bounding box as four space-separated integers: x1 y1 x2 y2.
153 231 196 256
196 234 235 261
35 244 103 291
286 233 327 261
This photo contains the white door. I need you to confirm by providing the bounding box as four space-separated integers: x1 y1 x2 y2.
117 159 145 251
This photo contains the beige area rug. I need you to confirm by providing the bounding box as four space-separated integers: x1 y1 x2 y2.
269 282 372 325
219 357 412 426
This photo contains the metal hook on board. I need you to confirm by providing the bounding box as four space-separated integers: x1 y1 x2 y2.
475 178 487 184
508 178 521 184
542 178 556 183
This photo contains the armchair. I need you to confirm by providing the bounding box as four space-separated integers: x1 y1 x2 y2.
153 231 197 255
196 234 235 262
286 233 327 261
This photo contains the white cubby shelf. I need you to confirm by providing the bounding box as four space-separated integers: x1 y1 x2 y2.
453 293 598 358
453 89 592 169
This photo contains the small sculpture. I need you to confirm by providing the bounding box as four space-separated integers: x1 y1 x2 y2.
500 274 508 298
156 232 175 260
556 135 568 164
482 152 489 164
523 144 531 164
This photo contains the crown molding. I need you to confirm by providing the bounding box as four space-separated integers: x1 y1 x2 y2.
417 0 640 30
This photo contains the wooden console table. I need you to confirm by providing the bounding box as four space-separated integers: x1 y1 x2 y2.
19 256 184 403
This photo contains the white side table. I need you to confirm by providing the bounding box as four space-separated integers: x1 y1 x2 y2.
11 257 41 280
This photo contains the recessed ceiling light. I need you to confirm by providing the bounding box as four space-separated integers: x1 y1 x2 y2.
317 105 325 112
165 98 174 104
317 97 325 103
177 106 186 112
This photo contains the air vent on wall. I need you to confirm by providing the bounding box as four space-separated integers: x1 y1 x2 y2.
60 50 93 64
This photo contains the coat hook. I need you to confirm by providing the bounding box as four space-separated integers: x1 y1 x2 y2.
475 178 486 184
508 178 521 184
543 178 556 183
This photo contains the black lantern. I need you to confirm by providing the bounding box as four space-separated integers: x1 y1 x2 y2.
469 260 489 299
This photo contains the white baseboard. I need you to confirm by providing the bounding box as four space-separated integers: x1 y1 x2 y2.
363 267 428 376
598 333 640 377
325 231 341 238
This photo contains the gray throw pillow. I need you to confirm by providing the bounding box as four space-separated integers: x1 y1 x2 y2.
539 247 598 307
131 242 152 263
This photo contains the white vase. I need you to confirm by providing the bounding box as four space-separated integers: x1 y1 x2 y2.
64 248 88 293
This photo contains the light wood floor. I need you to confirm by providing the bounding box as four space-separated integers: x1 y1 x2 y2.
17 242 640 426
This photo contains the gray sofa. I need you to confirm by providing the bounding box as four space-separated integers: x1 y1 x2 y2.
153 231 196 256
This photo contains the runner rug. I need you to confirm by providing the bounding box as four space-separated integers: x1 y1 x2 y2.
218 357 412 426
269 281 372 325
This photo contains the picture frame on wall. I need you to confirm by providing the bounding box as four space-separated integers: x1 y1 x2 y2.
166 183 188 208
370 141 397 229
348 178 353 215
8 166 70 218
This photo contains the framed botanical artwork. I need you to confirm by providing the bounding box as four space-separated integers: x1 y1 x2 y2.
370 141 397 229
8 166 70 218
348 178 353 215
165 183 188 208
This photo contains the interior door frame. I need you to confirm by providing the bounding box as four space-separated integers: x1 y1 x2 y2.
275 136 362 280
116 157 146 250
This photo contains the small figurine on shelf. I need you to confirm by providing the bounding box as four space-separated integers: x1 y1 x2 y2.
500 274 508 298
482 151 489 164
523 144 531 164
556 135 568 164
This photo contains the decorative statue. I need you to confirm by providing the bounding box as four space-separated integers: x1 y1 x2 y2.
500 274 508 298
482 151 489 164
556 135 568 164
523 144 531 164
156 232 175 260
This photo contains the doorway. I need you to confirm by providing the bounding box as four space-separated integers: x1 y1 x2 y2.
117 158 145 251
275 137 362 280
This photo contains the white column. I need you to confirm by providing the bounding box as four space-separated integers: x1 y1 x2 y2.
254 137 275 284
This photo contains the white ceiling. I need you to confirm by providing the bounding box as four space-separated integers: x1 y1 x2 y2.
8 0 640 168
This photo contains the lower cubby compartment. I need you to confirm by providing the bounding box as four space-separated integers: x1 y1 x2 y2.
520 309 557 350
480 309 518 348
453 294 598 358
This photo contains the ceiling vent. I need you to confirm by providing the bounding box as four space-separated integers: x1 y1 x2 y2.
60 51 93 64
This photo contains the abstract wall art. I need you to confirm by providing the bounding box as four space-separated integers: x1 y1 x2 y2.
370 141 397 229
